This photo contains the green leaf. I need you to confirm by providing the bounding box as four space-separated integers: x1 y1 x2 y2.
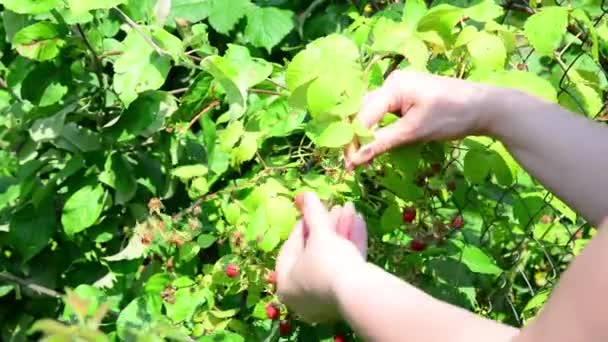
380 203 402 234
265 196 297 240
417 4 464 47
99 153 138 205
523 6 569 56
10 200 55 262
172 164 209 180
232 132 259 165
179 242 201 262
59 123 102 152
286 34 364 120
316 121 354 148
463 149 492 184
113 31 172 105
402 0 428 32
169 0 211 23
198 331 244 342
28 105 73 142
21 63 68 107
197 234 217 249
0 285 14 297
371 18 410 53
116 295 163 340
464 0 504 22
244 7 294 52
188 177 209 198
559 82 603 117
68 0 126 15
202 45 272 119
452 240 502 275
165 279 206 322
522 289 550 314
470 70 557 103
111 91 177 142
61 184 106 235
207 0 251 34
0 0 61 14
467 31 506 71
12 22 65 61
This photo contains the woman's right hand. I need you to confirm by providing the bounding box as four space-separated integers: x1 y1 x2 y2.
345 70 505 170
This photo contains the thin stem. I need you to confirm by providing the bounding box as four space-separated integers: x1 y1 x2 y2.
0 271 62 298
113 7 167 56
187 100 220 130
249 88 285 97
265 78 288 90
76 24 105 89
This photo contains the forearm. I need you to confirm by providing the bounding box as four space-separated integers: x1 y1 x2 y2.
333 262 519 341
483 88 608 226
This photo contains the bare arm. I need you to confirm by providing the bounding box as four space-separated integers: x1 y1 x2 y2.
333 262 519 342
485 88 608 226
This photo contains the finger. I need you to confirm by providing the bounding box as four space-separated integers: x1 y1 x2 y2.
347 115 419 168
294 192 333 239
351 213 369 259
336 203 355 240
275 221 305 283
356 85 402 129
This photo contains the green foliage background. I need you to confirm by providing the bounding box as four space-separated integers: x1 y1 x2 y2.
0 0 605 341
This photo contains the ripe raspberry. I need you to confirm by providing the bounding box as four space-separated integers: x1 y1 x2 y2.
451 215 464 229
402 206 416 224
517 63 526 70
334 335 345 342
266 270 277 285
225 264 239 278
265 303 280 320
279 320 291 336
410 239 426 252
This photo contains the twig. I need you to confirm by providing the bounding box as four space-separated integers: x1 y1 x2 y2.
297 0 328 37
187 100 220 130
265 78 288 90
0 77 22 103
0 271 62 298
76 24 105 89
169 87 189 95
249 88 285 97
113 7 167 56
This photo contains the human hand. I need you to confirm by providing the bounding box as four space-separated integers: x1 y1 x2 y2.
345 70 500 169
275 192 368 324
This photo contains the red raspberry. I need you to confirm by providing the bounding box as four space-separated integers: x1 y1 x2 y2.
334 335 345 342
402 206 416 223
451 215 464 229
225 264 239 278
279 320 291 336
410 239 426 252
265 303 280 320
266 270 277 285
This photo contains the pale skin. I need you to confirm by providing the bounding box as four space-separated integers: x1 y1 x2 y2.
275 70 608 341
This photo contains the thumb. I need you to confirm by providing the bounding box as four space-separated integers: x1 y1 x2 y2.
295 192 333 240
347 113 420 168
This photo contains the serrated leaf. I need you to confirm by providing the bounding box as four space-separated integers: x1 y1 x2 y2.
207 0 251 34
116 295 163 340
380 203 402 234
467 31 506 71
559 82 603 117
10 200 55 262
244 7 294 52
523 6 569 56
402 0 427 32
470 70 557 103
67 0 127 15
197 234 217 249
172 164 209 180
99 153 137 205
464 0 504 22
1 0 62 14
179 242 201 262
463 149 492 184
111 91 177 141
12 22 65 61
61 184 106 235
315 121 354 148
169 0 211 22
113 31 172 105
417 4 464 47
453 240 502 275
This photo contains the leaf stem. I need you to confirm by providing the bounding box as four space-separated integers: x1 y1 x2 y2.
187 100 220 130
76 24 105 89
0 271 62 298
113 7 168 56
